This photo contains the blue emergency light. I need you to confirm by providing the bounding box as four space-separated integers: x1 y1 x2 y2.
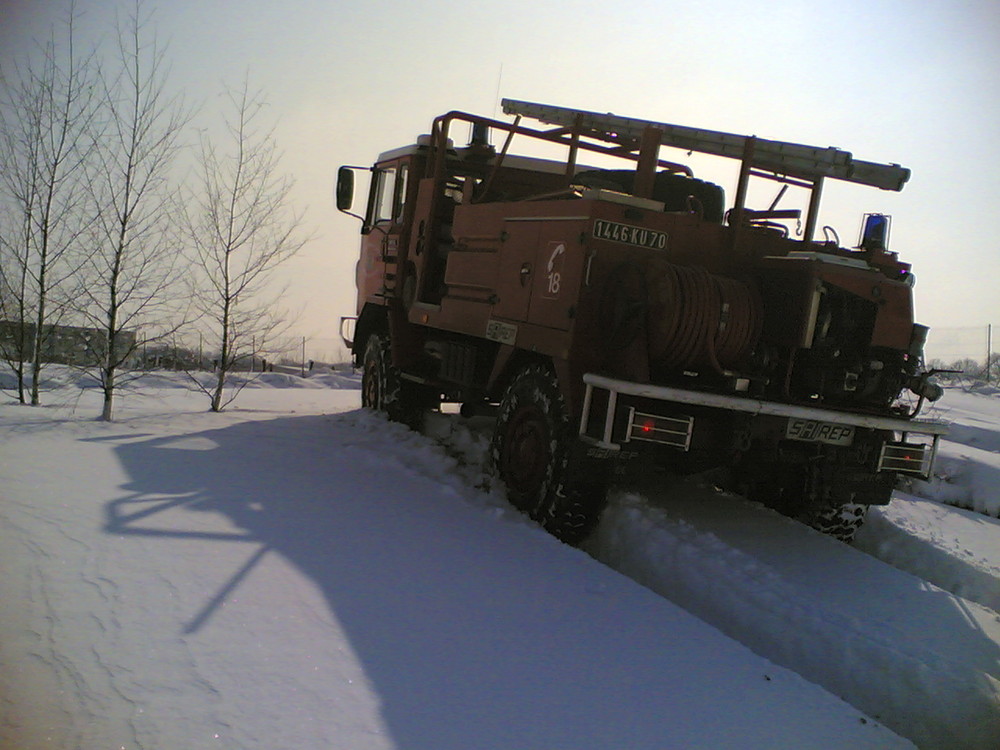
860 213 890 251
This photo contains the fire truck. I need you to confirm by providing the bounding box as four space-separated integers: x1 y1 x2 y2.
337 99 946 543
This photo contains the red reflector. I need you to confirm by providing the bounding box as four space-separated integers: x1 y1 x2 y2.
642 419 654 433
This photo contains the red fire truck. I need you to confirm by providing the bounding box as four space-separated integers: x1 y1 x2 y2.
337 99 946 543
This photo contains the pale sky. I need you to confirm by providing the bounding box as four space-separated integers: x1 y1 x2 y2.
3 0 999 343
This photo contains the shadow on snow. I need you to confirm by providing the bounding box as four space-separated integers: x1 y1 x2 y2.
97 409 1000 748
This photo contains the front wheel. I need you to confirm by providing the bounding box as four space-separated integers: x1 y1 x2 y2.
361 332 422 428
490 364 608 544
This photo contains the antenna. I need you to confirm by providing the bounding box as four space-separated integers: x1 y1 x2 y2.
492 64 504 119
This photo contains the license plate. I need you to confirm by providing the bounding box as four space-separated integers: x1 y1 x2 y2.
785 418 855 446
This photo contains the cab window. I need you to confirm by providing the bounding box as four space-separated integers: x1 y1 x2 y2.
394 164 409 223
372 166 397 225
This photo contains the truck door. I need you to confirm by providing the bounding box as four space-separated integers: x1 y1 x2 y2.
357 160 410 305
492 220 539 322
492 218 583 330
527 222 584 331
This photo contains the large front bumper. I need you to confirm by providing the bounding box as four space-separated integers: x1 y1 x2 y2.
579 373 949 479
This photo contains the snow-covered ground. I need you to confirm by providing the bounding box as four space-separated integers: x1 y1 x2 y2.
1 369 998 749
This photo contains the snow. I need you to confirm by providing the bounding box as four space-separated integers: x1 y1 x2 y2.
912 386 1000 518
589 487 1000 749
1 371 999 749
854 498 1000 613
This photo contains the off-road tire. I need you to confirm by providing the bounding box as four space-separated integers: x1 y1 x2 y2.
800 470 893 543
803 502 869 544
490 364 608 544
739 459 873 544
361 333 422 428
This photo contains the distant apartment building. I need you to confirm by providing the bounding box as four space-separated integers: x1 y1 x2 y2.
0 321 136 366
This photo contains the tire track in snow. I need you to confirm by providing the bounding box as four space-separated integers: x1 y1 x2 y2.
0 440 224 750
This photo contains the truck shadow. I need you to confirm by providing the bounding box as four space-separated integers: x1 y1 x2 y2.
98 410 1000 749
97 409 695 748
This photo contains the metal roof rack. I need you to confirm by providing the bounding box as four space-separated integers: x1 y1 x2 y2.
501 98 910 192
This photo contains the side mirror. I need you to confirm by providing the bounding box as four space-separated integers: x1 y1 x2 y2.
336 167 355 212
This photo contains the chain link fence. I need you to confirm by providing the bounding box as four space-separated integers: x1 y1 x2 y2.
924 324 998 383
272 337 353 373
137 335 353 374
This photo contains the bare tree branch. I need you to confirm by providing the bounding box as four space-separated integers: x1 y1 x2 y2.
185 76 309 411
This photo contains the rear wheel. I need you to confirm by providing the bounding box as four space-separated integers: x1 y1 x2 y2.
490 364 608 544
804 502 870 542
799 469 894 543
739 453 880 544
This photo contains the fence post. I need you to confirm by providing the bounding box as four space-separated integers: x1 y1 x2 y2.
989 324 994 384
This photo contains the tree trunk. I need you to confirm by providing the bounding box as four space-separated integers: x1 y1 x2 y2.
100 240 123 421
30 303 44 406
12 322 28 404
211 367 225 412
101 366 115 421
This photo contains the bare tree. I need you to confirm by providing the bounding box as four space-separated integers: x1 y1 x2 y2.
0 5 99 405
0 61 40 404
0 181 33 403
186 79 308 412
78 1 190 420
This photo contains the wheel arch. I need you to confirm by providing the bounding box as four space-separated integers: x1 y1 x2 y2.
488 348 555 402
352 303 389 366
487 349 585 420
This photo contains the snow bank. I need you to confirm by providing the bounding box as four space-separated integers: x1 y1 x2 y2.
0 365 363 397
0 365 101 392
302 370 363 389
913 386 1000 517
855 494 1000 612
587 482 1000 750
3 374 1000 748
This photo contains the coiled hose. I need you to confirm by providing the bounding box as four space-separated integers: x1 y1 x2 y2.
646 258 762 374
